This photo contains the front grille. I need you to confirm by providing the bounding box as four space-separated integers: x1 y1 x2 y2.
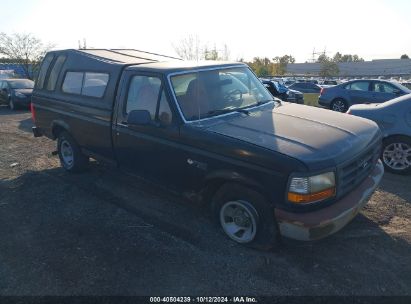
337 140 381 197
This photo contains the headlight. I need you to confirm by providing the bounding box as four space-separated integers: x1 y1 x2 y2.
15 92 26 98
288 172 336 204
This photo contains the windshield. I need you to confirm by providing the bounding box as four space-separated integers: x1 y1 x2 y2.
9 79 34 89
170 67 274 121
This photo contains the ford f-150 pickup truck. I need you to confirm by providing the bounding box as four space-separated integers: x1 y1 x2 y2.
31 49 384 248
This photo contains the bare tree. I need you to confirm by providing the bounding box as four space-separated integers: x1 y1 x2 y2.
172 35 201 61
0 32 54 79
173 36 231 61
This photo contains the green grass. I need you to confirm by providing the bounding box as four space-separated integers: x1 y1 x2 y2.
303 93 320 107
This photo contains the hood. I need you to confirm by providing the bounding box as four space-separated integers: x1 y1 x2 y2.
205 103 381 170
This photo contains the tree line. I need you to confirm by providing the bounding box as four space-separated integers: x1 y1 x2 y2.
0 32 409 80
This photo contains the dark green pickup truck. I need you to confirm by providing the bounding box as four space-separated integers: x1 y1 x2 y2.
31 49 384 248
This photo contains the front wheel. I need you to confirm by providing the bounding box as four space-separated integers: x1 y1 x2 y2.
330 98 348 112
212 183 278 249
382 136 411 175
57 131 89 173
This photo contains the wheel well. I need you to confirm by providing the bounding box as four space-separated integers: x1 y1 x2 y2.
383 134 411 141
201 178 268 206
51 125 66 139
332 97 347 103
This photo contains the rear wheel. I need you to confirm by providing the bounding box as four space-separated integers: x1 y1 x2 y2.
382 136 411 175
57 131 89 173
212 183 278 249
330 98 348 112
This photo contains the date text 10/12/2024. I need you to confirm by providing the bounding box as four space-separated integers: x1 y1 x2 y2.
149 297 258 303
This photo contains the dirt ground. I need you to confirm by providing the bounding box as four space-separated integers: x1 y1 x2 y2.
0 105 410 296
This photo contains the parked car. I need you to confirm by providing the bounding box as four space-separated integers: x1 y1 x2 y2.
0 78 34 110
261 80 304 104
322 80 338 85
319 79 411 112
401 82 411 90
284 80 296 86
31 49 384 248
347 94 411 175
288 82 322 93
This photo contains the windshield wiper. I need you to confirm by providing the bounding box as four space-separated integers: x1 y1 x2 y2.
207 107 250 116
255 99 277 106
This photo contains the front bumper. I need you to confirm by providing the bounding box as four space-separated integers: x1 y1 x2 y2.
275 160 384 241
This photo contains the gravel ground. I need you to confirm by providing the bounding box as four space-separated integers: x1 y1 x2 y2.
0 106 410 296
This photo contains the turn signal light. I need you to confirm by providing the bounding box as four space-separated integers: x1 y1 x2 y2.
288 187 336 204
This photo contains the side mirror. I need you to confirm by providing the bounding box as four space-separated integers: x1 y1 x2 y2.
127 110 152 125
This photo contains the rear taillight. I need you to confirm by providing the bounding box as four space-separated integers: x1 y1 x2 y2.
30 102 36 122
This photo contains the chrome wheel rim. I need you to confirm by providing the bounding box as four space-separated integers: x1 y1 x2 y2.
332 100 346 112
383 142 411 171
60 139 74 168
219 200 257 243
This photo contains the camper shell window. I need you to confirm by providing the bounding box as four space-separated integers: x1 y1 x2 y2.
62 71 109 98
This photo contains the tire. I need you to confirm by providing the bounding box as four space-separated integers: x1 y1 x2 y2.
381 136 411 175
330 98 348 112
8 98 17 111
57 131 89 173
212 183 278 249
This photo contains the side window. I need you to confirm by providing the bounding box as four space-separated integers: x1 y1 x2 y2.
36 53 55 89
350 81 370 91
46 55 67 91
158 91 173 125
62 72 83 94
62 71 109 97
372 82 396 93
126 76 161 119
82 73 109 97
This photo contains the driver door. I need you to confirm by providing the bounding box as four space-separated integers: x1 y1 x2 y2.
113 72 182 190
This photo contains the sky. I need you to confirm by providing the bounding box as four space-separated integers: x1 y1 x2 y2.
1 0 410 63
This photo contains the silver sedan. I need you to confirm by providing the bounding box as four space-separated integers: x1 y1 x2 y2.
347 94 411 175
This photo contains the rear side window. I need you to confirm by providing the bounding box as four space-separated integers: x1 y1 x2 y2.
36 53 55 89
46 55 67 91
347 81 370 91
62 72 83 94
62 72 109 98
371 82 396 93
82 73 109 97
